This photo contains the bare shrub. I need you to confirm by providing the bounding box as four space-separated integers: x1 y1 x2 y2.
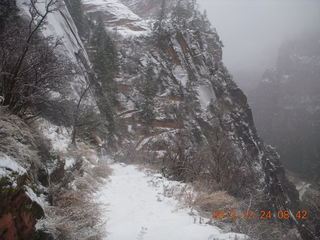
0 0 75 117
158 183 196 209
161 134 201 182
36 98 75 127
70 82 108 147
159 133 237 192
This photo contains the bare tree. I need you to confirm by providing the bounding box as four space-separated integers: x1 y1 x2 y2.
8 0 58 82
71 81 92 146
0 0 70 117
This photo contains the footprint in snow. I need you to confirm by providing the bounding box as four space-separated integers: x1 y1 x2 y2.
136 226 148 240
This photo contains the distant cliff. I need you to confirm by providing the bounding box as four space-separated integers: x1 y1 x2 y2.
250 33 320 181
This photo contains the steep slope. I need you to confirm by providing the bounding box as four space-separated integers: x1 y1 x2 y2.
80 0 311 239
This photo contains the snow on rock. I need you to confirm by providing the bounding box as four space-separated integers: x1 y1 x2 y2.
172 65 189 87
82 0 151 37
0 154 27 177
198 84 216 110
98 163 246 240
64 156 76 170
37 119 71 153
83 0 140 20
25 186 47 209
0 154 27 188
296 182 311 201
17 0 88 65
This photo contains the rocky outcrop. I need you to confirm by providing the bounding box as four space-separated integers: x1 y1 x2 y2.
0 108 50 240
0 174 45 240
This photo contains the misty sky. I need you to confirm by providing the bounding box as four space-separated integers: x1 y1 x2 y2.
197 0 320 89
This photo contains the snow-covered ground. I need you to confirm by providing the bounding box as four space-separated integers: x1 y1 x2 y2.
98 163 246 240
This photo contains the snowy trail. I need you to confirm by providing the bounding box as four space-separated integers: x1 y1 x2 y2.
99 163 245 240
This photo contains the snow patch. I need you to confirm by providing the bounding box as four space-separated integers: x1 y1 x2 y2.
25 186 47 209
0 154 27 177
172 66 188 87
83 0 140 20
296 182 311 201
198 84 216 110
37 119 71 153
82 0 151 37
64 157 76 170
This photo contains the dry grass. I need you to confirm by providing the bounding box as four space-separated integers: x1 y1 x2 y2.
39 188 107 240
194 191 237 212
91 160 113 179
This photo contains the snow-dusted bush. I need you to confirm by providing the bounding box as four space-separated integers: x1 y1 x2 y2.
37 144 110 240
37 187 106 240
37 162 109 240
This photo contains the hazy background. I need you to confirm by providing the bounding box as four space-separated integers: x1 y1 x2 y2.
197 0 320 92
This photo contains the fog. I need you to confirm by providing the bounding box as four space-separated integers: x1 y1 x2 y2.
197 0 320 91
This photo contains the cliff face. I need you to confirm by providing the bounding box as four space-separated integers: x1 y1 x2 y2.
82 0 299 214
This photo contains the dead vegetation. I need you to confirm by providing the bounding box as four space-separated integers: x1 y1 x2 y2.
194 191 237 212
38 188 107 240
37 142 111 240
92 160 113 179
